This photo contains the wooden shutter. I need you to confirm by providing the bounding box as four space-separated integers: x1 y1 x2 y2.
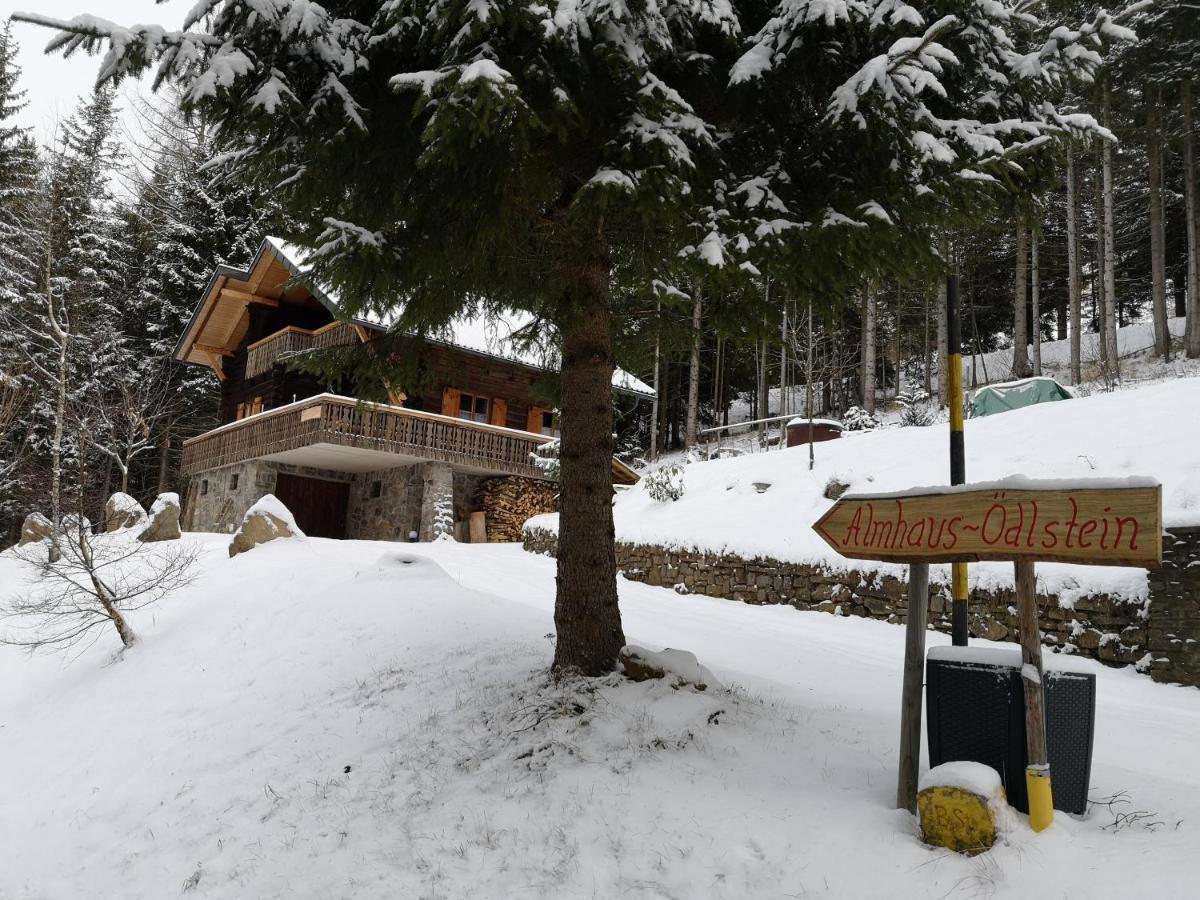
490 398 508 427
441 387 461 417
526 405 544 434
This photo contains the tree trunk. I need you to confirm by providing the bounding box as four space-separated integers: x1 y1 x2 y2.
553 262 625 676
756 333 769 443
1013 222 1029 378
807 300 815 471
648 305 660 460
157 423 173 495
1095 143 1106 363
1067 145 1082 385
1148 86 1170 360
779 301 789 418
936 277 948 405
861 285 876 415
684 285 703 448
923 288 932 396
1031 235 1041 376
711 334 723 427
1102 84 1119 378
1184 79 1200 358
79 530 139 649
894 283 903 399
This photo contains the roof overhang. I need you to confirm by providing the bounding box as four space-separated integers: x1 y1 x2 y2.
176 237 655 399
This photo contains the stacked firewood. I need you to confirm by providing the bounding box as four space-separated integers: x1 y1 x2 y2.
474 477 559 542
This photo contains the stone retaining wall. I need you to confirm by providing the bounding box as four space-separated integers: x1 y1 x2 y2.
1147 526 1200 686
523 527 1193 682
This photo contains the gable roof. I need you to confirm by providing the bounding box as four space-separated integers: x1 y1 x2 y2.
175 237 656 398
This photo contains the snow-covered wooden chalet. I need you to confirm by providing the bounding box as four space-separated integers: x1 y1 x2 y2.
175 238 649 540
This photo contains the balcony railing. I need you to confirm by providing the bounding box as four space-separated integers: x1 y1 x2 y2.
244 321 362 379
181 394 563 481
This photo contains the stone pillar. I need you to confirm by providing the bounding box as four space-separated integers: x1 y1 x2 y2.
1148 527 1200 686
418 462 455 542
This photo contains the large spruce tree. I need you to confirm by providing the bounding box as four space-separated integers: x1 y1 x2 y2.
23 1 1131 673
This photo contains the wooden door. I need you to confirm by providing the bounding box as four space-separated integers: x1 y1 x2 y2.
273 473 350 539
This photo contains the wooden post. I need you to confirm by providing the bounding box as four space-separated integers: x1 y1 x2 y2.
897 561 930 813
1015 560 1054 831
469 511 488 544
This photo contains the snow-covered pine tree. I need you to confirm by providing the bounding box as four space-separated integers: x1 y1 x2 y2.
0 24 39 536
0 24 37 306
24 0 1134 673
1 87 131 529
23 0 746 675
118 97 284 492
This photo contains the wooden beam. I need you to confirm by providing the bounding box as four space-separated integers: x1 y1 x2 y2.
218 287 279 307
1016 560 1054 831
194 343 234 357
202 350 226 382
896 561 930 813
352 324 371 343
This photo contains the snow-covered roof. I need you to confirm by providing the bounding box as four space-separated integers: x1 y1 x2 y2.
261 237 656 397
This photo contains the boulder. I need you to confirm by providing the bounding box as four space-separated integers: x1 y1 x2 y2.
228 494 305 558
60 513 91 534
619 645 723 692
139 493 182 543
18 512 53 546
105 492 147 532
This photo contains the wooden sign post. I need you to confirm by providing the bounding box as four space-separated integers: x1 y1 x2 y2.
814 478 1162 832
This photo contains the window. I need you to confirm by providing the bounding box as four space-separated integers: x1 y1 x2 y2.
229 473 240 491
458 391 490 423
200 479 209 496
369 480 383 499
540 411 557 436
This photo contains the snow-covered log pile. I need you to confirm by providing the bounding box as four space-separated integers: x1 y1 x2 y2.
474 477 558 543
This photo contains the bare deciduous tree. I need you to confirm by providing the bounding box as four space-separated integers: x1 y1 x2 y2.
75 358 174 495
3 521 196 653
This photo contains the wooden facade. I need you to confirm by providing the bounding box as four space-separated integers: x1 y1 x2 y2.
174 238 645 539
177 394 633 483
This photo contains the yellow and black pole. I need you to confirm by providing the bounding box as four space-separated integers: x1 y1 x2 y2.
946 275 969 646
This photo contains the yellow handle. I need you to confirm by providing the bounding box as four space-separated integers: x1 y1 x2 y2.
1025 767 1054 832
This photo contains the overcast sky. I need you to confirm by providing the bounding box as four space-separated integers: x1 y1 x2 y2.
2 1 175 142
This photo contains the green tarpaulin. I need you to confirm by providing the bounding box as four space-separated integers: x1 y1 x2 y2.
970 376 1073 418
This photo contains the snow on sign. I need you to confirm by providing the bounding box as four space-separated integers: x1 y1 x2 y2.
813 477 1162 568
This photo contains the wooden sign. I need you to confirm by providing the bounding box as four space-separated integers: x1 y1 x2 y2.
814 480 1161 568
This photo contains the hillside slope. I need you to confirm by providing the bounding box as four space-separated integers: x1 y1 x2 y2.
1 536 1198 899
535 375 1200 601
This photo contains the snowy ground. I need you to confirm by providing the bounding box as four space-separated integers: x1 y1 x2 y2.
562 374 1200 603
1 534 1197 899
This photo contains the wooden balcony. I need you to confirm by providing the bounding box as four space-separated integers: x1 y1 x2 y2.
181 394 640 484
244 321 362 379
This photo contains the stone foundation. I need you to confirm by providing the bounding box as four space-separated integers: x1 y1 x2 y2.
345 464 428 542
522 527 1184 680
184 459 484 542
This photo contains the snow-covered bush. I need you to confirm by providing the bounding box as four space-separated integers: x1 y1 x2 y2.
432 492 455 541
842 406 878 432
900 402 938 427
644 464 685 502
